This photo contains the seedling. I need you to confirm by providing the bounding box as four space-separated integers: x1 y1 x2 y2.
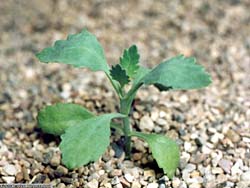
36 29 211 178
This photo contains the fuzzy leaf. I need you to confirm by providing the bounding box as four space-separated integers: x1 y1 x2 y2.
59 113 125 169
120 45 140 78
37 103 94 135
110 64 130 88
36 29 109 72
131 132 180 179
142 55 212 90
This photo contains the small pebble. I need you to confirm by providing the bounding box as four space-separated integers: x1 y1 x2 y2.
218 159 232 173
144 169 156 179
2 176 15 183
3 164 17 176
240 170 250 181
61 177 73 184
57 183 66 188
54 165 68 177
189 183 201 188
131 181 141 188
211 167 224 174
114 183 123 188
226 130 241 143
147 182 158 188
50 153 61 166
124 173 134 183
139 115 154 131
172 178 181 188
86 179 98 188
111 176 120 185
109 169 122 177
104 183 112 188
120 177 131 187
15 172 24 182
184 164 196 172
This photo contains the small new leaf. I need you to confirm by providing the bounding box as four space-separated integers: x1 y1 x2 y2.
120 45 140 78
131 132 180 179
37 103 94 135
59 113 125 169
110 64 130 88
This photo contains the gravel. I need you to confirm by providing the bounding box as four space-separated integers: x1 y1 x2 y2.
1 0 250 187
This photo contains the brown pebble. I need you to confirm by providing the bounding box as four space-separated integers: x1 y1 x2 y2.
55 165 69 177
50 153 61 167
119 176 131 187
190 153 208 164
15 172 23 182
226 129 241 143
109 169 122 177
133 153 143 161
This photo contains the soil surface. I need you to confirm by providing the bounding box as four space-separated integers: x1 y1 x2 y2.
0 0 250 188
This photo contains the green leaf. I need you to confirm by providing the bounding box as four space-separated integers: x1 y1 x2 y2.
37 103 94 135
132 66 151 87
142 55 212 90
36 29 109 72
131 132 180 179
59 113 125 169
110 64 130 88
120 45 140 78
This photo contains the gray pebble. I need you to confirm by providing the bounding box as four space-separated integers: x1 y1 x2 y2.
111 176 120 185
240 170 250 181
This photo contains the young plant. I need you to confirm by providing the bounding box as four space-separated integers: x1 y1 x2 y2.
36 29 211 178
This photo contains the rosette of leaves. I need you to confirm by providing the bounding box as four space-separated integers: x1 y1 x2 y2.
36 29 211 178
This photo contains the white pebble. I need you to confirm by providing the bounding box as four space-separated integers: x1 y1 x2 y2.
150 109 159 121
86 179 98 188
172 178 181 188
3 164 17 176
179 95 188 103
184 142 192 152
60 91 70 99
241 171 250 181
139 115 154 131
243 137 250 143
147 183 158 188
156 118 167 126
159 111 166 118
184 164 196 172
2 176 15 183
211 167 224 174
124 173 134 183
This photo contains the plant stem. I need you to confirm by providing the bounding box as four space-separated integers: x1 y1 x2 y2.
125 82 143 100
105 72 123 98
123 116 131 158
120 99 131 158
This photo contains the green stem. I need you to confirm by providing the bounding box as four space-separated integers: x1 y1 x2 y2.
120 99 131 158
105 72 123 98
125 82 143 100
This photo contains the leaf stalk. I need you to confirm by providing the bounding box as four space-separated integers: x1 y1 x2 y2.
120 99 132 158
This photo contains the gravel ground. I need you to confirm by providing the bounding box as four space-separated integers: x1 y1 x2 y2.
0 0 250 188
